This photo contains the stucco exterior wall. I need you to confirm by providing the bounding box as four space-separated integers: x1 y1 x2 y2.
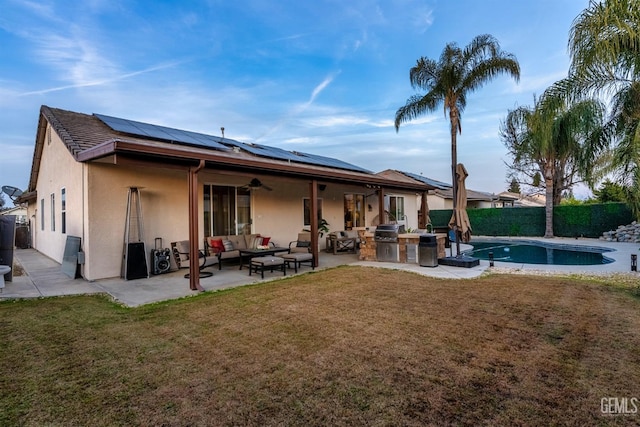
197 173 423 248
84 163 189 280
427 194 450 210
30 125 85 263
426 195 493 210
246 179 379 246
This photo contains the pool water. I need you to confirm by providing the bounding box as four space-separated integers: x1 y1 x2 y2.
464 240 614 265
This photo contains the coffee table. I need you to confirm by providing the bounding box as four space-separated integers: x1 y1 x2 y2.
238 247 289 270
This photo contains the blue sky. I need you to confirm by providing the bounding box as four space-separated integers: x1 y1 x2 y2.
0 0 590 200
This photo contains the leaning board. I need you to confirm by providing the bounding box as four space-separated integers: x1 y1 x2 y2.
62 236 81 279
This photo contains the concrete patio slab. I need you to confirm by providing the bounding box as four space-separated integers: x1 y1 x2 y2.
2 237 638 307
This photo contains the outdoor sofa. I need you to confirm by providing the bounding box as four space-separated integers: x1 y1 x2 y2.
205 234 272 269
326 230 359 254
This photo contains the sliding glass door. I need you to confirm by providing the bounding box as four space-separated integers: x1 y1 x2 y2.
204 185 251 236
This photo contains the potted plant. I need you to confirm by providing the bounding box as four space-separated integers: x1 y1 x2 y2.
303 219 330 237
318 219 330 237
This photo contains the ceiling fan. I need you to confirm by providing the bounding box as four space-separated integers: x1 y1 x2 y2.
241 178 272 191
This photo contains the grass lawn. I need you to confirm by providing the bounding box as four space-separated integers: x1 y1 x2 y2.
1 266 639 426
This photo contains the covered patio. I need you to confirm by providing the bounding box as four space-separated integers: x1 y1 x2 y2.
3 245 486 307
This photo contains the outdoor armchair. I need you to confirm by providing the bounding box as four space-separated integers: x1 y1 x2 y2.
171 240 219 278
280 238 314 273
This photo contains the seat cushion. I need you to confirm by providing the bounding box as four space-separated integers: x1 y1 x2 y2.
281 253 312 261
175 240 190 262
251 256 284 266
201 255 219 267
228 235 247 250
219 250 240 259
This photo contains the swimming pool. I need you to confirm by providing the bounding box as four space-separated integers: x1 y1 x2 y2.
464 240 615 265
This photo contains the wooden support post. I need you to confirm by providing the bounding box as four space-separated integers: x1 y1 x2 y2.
188 160 205 291
310 180 319 267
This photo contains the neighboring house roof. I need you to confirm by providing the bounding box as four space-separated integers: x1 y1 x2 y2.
394 170 451 190
377 169 495 202
0 206 26 215
497 191 546 207
21 106 432 200
431 187 496 202
496 192 520 202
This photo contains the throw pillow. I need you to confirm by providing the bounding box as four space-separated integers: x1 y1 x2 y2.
222 239 234 252
261 236 271 246
249 235 263 249
209 238 225 253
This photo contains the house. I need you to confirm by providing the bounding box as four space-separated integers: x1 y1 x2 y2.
376 169 497 213
0 206 28 224
18 106 433 288
494 191 546 208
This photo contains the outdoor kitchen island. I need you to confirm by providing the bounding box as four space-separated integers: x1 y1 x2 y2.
358 229 447 263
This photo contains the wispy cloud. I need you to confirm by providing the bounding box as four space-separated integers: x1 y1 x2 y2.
256 71 341 141
17 61 185 96
11 0 58 22
308 73 339 105
260 32 315 45
414 7 434 33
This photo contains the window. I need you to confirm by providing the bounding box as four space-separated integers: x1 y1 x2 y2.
387 196 405 222
61 188 66 234
303 198 323 227
343 194 365 229
50 193 55 231
40 199 44 231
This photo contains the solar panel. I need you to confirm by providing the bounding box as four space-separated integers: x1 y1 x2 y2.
401 171 450 188
293 151 371 173
95 113 370 173
95 113 229 151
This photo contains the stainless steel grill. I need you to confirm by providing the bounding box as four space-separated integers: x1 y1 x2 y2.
374 224 404 262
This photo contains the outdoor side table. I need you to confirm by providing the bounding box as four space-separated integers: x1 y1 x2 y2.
249 256 286 279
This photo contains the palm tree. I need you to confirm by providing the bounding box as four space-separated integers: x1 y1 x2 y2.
547 0 640 215
568 0 639 95
604 81 640 215
394 34 520 255
501 94 606 237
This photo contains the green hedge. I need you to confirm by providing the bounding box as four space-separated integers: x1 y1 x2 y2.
428 203 633 238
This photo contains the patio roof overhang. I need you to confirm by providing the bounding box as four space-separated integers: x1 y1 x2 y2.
76 138 433 193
